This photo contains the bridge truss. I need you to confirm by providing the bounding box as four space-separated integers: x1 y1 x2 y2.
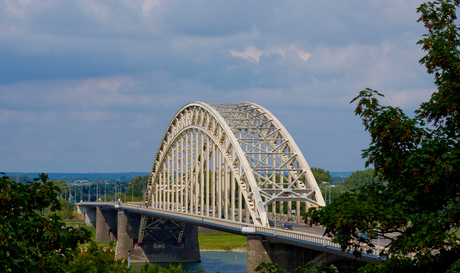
138 102 325 243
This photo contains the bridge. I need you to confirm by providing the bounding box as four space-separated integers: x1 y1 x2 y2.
78 102 382 272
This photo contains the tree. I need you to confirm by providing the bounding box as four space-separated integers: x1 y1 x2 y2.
125 175 149 201
306 1 460 272
311 167 332 185
139 262 193 273
255 262 338 273
0 173 91 272
9 174 32 183
341 169 380 191
67 242 130 273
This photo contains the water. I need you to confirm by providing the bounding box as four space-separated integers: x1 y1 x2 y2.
130 251 246 273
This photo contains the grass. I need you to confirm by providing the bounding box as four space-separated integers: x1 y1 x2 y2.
198 232 247 251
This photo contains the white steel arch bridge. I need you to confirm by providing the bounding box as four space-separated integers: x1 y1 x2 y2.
139 102 325 243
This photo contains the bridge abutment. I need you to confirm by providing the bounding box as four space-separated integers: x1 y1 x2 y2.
83 206 96 228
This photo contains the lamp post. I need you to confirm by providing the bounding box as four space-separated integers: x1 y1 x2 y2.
322 182 335 205
105 181 107 203
329 185 335 204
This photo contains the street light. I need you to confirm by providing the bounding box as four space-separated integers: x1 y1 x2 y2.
96 180 99 203
105 180 107 203
329 185 335 204
322 182 335 205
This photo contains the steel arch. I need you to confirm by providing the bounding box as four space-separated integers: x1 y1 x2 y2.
138 102 324 242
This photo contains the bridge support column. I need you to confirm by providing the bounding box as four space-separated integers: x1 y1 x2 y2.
83 207 96 228
247 235 314 273
95 207 117 242
116 209 139 259
139 217 201 263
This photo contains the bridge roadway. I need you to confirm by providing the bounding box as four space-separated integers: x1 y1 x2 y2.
79 202 384 264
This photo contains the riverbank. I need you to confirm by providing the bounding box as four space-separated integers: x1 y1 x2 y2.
198 231 247 252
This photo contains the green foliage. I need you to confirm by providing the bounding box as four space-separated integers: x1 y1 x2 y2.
324 169 383 204
306 1 460 272
0 173 91 273
9 174 32 183
255 262 338 273
311 168 332 184
256 262 288 273
44 198 79 220
126 175 149 199
311 168 334 204
139 262 201 273
58 198 79 220
342 169 380 191
67 242 130 273
51 179 66 190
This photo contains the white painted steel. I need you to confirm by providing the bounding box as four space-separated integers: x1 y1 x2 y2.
138 102 325 243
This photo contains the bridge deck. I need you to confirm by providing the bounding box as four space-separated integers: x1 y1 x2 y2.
79 202 383 263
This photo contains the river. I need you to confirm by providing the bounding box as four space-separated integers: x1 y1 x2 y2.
130 251 247 273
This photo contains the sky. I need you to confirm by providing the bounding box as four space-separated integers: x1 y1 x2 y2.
0 0 436 173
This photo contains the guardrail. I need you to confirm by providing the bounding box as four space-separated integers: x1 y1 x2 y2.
80 202 385 260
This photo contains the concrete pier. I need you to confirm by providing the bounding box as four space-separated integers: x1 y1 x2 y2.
78 204 373 273
140 218 201 263
112 210 200 263
247 235 316 273
95 207 118 242
116 209 141 259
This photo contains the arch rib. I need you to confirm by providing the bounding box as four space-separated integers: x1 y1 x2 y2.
139 102 324 243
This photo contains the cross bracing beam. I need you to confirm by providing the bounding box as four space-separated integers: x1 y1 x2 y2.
138 102 325 243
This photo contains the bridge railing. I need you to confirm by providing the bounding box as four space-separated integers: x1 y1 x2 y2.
252 226 384 259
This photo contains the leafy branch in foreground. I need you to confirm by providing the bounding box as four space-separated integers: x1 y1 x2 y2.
0 172 91 273
256 262 338 273
307 1 460 272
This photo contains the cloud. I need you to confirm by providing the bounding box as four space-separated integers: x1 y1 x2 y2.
70 110 121 122
230 45 311 62
0 0 438 172
0 108 55 124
